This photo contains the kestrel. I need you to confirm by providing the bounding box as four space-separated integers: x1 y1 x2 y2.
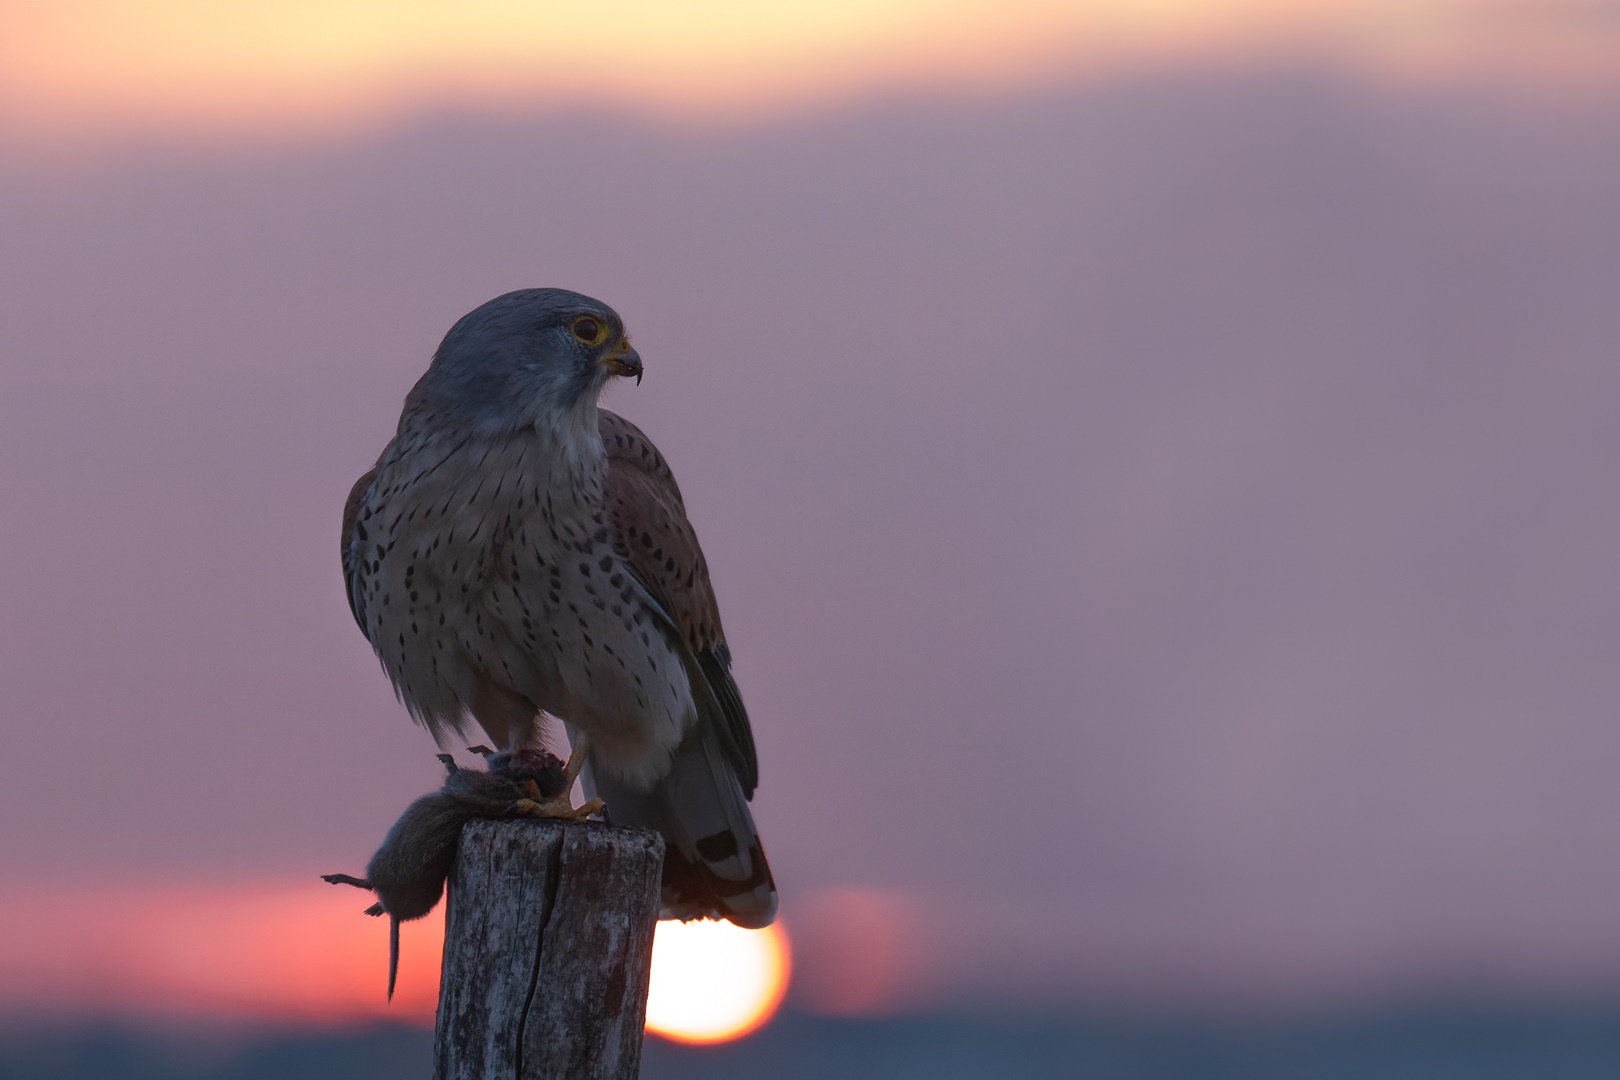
341 288 776 928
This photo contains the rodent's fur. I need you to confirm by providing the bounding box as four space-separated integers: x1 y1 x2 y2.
323 750 572 997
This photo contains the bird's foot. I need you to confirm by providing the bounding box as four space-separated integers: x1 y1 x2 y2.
559 735 592 791
505 791 606 821
490 735 602 819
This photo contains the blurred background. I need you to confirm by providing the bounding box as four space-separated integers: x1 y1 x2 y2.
2 1 1620 1077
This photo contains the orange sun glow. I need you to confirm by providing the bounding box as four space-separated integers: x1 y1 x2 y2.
644 919 791 1045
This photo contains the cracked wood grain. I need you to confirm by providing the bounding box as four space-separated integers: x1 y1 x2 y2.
433 819 664 1080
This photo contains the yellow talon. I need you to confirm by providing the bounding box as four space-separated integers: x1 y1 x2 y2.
496 736 604 820
506 793 605 821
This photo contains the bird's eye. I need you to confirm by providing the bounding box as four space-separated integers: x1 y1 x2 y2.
571 317 605 345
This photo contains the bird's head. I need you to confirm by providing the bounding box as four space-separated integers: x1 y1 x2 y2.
416 288 642 432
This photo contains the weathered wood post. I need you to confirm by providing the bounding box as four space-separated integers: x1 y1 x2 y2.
434 819 665 1080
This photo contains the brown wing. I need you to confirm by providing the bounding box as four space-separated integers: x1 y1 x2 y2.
598 409 758 795
341 467 378 636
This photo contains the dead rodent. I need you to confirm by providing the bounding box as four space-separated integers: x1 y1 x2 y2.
323 748 578 998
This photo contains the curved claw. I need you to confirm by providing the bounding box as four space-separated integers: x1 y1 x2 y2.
503 794 607 821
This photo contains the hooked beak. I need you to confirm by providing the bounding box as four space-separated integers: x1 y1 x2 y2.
597 342 643 385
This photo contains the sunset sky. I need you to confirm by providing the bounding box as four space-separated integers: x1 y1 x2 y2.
4 0 1620 142
2 0 1619 1034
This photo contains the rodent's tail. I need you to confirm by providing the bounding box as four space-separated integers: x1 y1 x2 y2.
387 916 401 1001
587 726 777 928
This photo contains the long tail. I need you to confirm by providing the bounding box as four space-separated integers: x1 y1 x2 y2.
587 727 777 928
388 916 400 1000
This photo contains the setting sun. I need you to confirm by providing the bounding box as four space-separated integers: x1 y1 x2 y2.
644 919 791 1045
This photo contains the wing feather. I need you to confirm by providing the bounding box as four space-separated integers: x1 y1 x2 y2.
341 467 379 635
598 409 759 795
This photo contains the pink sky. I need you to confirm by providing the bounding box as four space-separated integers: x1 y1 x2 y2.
2 5 1620 1022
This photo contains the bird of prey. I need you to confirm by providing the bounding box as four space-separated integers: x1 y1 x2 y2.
341 288 776 928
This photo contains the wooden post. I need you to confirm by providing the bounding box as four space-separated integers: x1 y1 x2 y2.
434 819 665 1080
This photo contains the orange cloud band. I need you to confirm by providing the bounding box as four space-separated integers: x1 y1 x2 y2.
3 1 1617 143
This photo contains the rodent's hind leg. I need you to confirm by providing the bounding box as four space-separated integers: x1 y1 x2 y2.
321 873 373 890
322 872 389 917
